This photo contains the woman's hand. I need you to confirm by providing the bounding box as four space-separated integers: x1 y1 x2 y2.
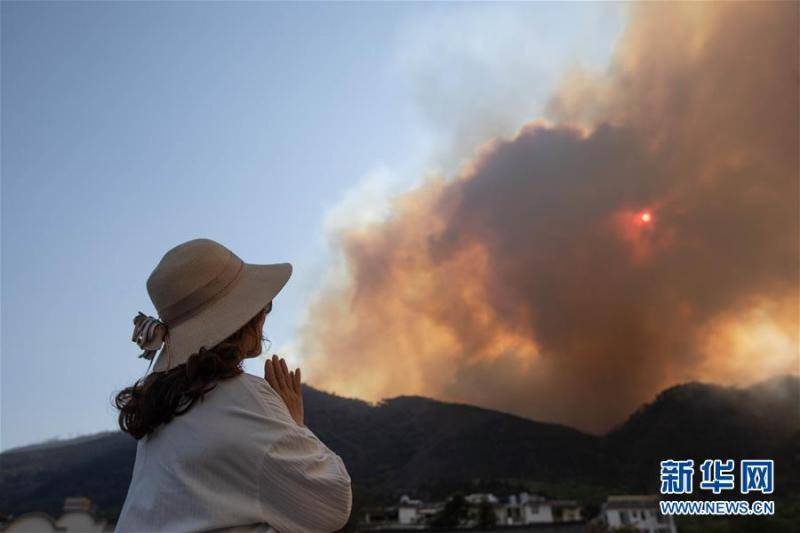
265 354 305 427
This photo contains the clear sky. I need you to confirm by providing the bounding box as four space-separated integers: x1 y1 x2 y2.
1 2 624 451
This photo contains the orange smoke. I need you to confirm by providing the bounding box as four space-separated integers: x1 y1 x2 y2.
299 2 799 433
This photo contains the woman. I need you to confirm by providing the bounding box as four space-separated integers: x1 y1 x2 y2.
114 238 352 533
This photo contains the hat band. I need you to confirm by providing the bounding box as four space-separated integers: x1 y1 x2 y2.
158 253 245 325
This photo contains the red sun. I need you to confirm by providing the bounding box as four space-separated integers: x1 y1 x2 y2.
640 211 652 223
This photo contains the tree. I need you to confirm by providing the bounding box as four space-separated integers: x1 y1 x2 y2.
477 501 497 527
431 493 466 527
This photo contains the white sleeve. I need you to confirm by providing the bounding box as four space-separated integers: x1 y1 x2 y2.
244 376 352 533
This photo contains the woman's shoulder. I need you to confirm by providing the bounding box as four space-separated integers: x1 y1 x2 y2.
218 371 282 410
234 371 269 389
214 372 303 443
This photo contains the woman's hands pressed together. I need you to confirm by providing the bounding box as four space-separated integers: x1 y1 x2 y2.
265 354 305 427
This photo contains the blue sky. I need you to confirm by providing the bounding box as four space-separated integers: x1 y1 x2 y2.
1 2 624 451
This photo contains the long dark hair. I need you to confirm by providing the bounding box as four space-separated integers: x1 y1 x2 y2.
115 303 271 439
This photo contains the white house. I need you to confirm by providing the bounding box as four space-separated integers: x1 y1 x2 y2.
499 493 583 525
4 497 112 532
463 493 499 506
459 492 584 526
519 493 554 523
397 494 423 525
396 494 443 527
602 495 676 533
550 500 583 522
363 492 585 530
463 493 505 526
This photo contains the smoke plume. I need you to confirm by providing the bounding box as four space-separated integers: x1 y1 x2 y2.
299 2 799 433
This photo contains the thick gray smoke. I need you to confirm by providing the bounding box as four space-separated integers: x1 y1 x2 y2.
299 2 799 433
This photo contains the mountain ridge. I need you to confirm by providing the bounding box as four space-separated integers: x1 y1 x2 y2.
1 374 797 521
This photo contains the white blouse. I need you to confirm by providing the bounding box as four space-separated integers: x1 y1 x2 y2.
115 372 352 533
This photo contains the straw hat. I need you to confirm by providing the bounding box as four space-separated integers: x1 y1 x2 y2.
131 238 292 373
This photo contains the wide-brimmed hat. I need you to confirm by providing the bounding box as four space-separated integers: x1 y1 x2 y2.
131 238 292 373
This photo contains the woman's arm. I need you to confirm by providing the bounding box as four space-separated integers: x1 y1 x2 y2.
254 356 352 533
